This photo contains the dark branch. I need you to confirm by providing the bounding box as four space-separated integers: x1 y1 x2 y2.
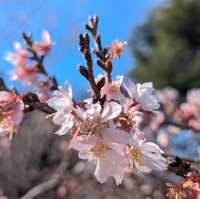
0 77 9 91
22 93 56 114
164 153 200 178
85 16 113 81
78 33 101 103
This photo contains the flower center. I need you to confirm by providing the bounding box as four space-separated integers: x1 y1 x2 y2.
109 83 119 92
116 112 136 133
90 144 108 159
128 146 143 165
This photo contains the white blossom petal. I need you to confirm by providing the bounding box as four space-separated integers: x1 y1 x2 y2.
101 102 122 122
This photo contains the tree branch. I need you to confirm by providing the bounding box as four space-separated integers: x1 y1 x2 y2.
20 157 68 199
164 153 200 178
22 32 58 90
0 76 9 91
78 33 101 103
85 16 113 81
22 93 56 114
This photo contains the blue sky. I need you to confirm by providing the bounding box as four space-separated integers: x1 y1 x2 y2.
0 0 164 98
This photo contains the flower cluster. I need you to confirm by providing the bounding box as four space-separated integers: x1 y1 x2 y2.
47 76 167 184
0 91 24 139
5 30 54 102
2 15 200 198
167 172 200 199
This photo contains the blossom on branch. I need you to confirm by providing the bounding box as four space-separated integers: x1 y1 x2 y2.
109 40 127 59
32 30 52 55
11 64 39 85
5 42 28 67
128 134 167 173
2 15 200 196
0 91 24 138
47 73 167 184
5 30 56 102
47 82 74 135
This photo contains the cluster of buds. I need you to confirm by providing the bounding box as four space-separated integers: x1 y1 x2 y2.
167 172 200 199
5 30 56 102
0 91 24 139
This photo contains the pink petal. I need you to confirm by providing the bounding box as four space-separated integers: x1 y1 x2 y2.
101 102 122 122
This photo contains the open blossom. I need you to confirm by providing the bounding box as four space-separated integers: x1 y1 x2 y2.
166 172 200 199
32 30 52 55
70 134 129 185
47 82 74 135
5 42 28 67
127 134 167 173
11 64 38 85
109 40 127 59
183 172 200 192
166 183 186 199
74 101 122 135
124 81 160 112
65 101 125 138
97 75 124 101
47 73 167 184
0 91 24 138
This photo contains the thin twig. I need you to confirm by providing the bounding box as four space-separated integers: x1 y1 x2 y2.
20 157 68 199
22 32 58 90
79 33 101 103
85 16 113 81
164 153 200 177
22 92 56 114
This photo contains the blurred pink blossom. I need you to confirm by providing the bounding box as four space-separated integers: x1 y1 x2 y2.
32 30 52 55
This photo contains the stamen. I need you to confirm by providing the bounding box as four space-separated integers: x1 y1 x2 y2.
90 144 108 159
128 145 143 165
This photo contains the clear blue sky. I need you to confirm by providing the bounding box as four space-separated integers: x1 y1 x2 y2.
0 0 164 98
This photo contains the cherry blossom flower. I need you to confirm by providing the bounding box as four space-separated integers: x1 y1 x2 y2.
47 82 74 135
0 91 24 138
32 30 52 55
95 75 124 101
70 134 128 185
5 42 28 67
11 64 38 85
73 101 122 136
166 183 186 199
115 108 143 133
127 132 167 173
124 81 160 112
183 172 200 192
109 40 127 59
